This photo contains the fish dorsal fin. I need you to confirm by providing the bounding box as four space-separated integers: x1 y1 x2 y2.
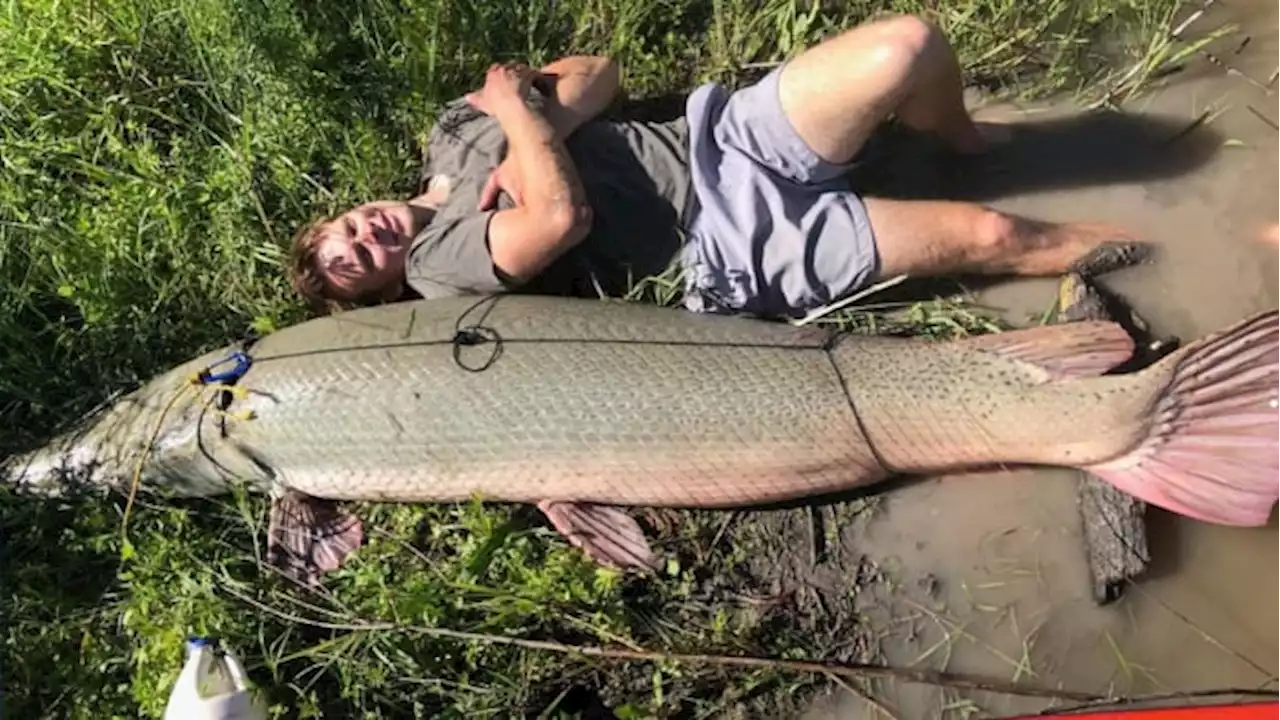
957 321 1135 380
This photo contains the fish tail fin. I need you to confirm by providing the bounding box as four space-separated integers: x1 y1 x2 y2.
1084 309 1279 526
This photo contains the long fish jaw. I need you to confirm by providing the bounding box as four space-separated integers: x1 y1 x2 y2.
2 403 229 499
2 345 267 499
2 440 115 497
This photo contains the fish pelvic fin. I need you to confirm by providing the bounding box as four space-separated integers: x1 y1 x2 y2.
957 321 1136 381
266 489 365 586
537 500 661 572
1084 309 1279 526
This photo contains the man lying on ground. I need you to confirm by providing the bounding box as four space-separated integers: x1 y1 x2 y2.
287 13 1147 319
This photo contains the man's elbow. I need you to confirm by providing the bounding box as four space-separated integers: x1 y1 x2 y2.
548 202 594 245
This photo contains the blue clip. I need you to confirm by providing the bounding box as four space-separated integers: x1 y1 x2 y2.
199 351 253 385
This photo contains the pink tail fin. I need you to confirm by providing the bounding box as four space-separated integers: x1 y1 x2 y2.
1084 309 1279 526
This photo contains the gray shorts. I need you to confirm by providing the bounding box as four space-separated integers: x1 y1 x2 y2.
679 65 879 319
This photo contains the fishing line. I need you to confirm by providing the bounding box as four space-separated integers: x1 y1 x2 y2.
120 381 202 551
243 293 840 368
236 293 892 475
821 341 896 475
260 333 835 363
450 326 505 372
450 294 506 372
1084 487 1273 677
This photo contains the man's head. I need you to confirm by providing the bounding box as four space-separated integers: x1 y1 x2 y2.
289 199 434 315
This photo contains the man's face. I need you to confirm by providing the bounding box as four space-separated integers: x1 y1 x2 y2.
316 200 419 302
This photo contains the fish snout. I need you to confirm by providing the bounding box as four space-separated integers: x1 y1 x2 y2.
0 445 105 497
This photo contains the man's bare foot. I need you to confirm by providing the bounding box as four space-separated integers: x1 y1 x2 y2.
1011 219 1151 277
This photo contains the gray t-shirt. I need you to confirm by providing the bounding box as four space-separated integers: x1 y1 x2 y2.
407 90 694 300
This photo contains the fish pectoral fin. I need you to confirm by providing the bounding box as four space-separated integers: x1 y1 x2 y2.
958 318 1136 380
537 500 660 572
266 489 365 586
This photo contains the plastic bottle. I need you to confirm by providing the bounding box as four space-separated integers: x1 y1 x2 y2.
162 637 268 720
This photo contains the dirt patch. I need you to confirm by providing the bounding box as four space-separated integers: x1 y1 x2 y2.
579 500 895 718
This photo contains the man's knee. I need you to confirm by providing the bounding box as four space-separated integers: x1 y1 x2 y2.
844 14 941 72
878 14 941 52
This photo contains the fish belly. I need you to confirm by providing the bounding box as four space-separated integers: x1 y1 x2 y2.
224 297 886 507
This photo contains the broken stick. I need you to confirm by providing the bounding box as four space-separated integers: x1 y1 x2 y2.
1054 273 1169 605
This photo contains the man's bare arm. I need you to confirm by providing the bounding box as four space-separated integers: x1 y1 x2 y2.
536 55 620 140
484 69 593 282
470 56 617 213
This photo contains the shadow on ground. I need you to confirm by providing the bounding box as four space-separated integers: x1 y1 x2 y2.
851 107 1228 203
1144 506 1187 582
837 109 1225 304
611 94 1228 207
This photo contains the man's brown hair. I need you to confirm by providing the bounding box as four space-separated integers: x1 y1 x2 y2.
288 216 358 317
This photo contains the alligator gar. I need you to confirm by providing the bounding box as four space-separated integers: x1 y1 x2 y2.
5 295 1277 584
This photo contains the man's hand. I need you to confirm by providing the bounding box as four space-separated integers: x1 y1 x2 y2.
465 55 619 143
465 62 540 118
477 156 523 211
460 58 595 284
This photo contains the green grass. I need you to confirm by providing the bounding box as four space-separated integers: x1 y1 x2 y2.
0 0 1203 716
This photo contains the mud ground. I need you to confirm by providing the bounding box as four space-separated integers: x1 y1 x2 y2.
795 1 1278 718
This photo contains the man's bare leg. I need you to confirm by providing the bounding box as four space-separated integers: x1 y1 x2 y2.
774 14 1147 279
778 14 998 163
864 197 1147 280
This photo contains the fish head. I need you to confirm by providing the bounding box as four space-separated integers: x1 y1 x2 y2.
2 345 260 499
